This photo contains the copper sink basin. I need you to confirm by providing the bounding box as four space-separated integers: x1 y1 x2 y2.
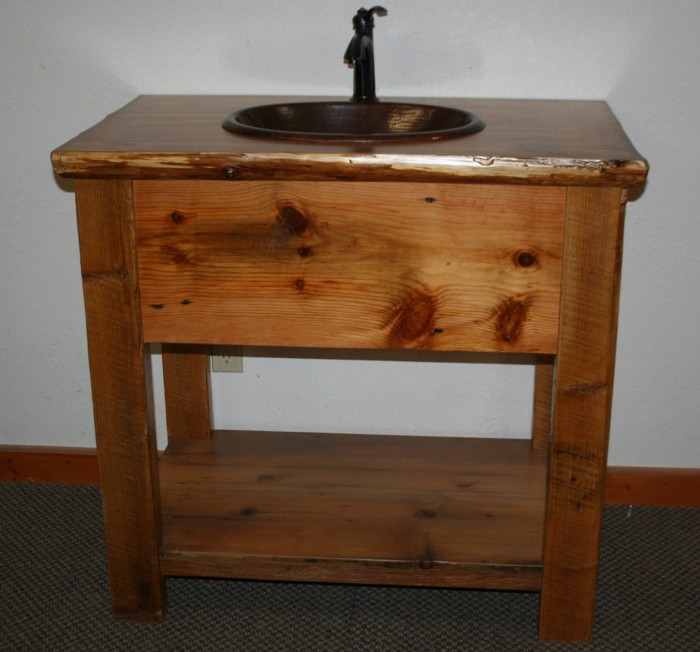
222 101 485 143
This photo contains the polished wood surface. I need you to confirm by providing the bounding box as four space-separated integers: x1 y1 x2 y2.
51 96 647 186
134 181 565 351
160 430 546 590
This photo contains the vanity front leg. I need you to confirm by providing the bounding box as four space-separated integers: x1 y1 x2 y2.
76 180 165 620
539 187 625 641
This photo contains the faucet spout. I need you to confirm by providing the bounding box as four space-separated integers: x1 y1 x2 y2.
344 6 387 103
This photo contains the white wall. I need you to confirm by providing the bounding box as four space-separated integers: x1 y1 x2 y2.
1 0 698 467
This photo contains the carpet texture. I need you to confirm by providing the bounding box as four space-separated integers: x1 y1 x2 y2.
1 482 698 650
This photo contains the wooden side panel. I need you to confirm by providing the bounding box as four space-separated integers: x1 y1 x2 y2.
539 187 625 641
134 181 565 353
75 179 165 620
162 344 212 440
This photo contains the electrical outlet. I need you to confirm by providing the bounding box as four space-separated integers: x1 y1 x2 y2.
211 346 243 372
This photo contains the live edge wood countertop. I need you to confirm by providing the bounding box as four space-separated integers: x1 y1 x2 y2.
51 95 647 186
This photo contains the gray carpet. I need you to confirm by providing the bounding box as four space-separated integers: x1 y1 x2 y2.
0 483 698 650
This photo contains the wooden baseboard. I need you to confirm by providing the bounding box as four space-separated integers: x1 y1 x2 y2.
1 446 100 485
2 446 699 506
605 466 700 507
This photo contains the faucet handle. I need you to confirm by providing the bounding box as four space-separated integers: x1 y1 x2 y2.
366 6 388 17
353 6 388 33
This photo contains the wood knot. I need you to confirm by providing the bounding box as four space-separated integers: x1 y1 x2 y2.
170 211 185 224
387 289 436 346
495 297 528 343
419 541 436 570
566 382 607 397
277 203 312 237
514 250 538 268
172 251 192 265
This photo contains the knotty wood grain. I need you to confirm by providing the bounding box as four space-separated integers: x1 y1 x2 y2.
134 181 565 352
75 179 165 620
53 96 648 640
539 187 626 641
162 344 212 440
160 431 546 590
50 96 648 186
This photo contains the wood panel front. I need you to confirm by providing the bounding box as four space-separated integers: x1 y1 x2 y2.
134 181 565 352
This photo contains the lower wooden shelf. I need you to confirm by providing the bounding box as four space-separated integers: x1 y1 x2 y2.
159 430 546 591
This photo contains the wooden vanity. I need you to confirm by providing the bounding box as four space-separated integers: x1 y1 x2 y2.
52 95 647 641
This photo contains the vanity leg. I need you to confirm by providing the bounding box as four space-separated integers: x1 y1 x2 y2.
162 344 212 441
539 187 625 641
531 357 554 452
76 180 165 620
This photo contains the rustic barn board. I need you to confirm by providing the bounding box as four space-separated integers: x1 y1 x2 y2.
160 430 546 590
539 187 626 641
75 179 165 620
134 181 565 352
161 344 212 440
52 96 648 641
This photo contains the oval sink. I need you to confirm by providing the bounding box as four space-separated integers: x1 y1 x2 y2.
222 101 485 143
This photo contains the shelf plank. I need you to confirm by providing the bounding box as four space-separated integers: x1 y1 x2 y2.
160 431 546 590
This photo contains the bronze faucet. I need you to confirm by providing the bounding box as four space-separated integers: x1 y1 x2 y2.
344 6 388 102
